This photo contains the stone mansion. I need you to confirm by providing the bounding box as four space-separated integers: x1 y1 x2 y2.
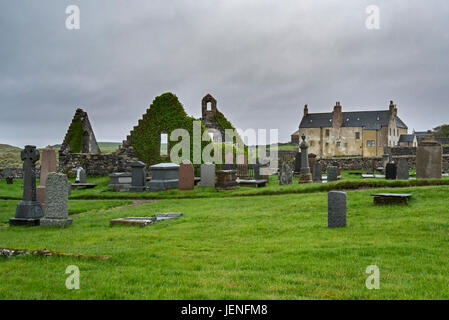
291 101 409 157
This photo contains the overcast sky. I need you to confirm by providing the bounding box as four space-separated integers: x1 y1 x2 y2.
1 0 449 147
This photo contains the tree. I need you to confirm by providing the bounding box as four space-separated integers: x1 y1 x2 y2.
433 125 449 137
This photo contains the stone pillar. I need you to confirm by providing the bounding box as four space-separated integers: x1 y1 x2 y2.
130 161 146 192
328 191 347 228
298 134 312 183
199 163 215 187
10 145 43 226
416 131 442 179
40 173 73 227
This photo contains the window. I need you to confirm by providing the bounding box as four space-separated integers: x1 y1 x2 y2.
325 142 329 147
160 133 168 156
355 132 360 140
366 140 375 147
206 102 212 111
325 129 330 137
336 142 341 148
208 132 214 141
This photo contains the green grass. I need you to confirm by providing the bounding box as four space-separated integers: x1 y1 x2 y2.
1 185 449 299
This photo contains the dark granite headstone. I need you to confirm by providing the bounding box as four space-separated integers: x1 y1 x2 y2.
328 191 347 228
312 161 322 183
443 162 449 174
385 163 397 180
10 145 43 226
294 152 302 173
327 166 338 182
396 159 409 180
148 163 179 192
130 161 146 192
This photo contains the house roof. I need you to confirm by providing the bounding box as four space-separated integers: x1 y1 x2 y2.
299 110 407 130
399 134 415 143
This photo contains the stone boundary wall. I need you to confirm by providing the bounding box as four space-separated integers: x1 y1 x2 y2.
0 167 41 179
392 146 449 156
58 152 138 177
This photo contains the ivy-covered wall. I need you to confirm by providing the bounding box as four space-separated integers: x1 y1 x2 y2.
128 92 210 166
64 117 83 153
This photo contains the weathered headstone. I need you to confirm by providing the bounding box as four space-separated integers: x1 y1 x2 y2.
363 159 375 174
294 152 302 173
4 168 14 184
326 166 338 182
148 163 179 192
130 161 146 192
10 146 43 226
298 135 312 183
385 163 397 180
178 160 194 190
215 170 238 190
40 173 72 227
312 161 322 183
443 162 449 174
308 153 317 174
40 146 57 186
75 167 87 184
396 159 409 180
416 131 442 179
109 172 132 192
279 162 293 185
199 163 215 187
382 154 390 172
328 191 347 228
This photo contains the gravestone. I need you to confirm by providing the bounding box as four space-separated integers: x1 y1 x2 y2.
279 162 293 185
148 163 179 192
40 146 57 186
327 166 338 182
416 132 442 179
363 160 375 174
396 159 409 180
40 173 72 227
328 191 347 228
130 161 146 192
199 163 215 187
382 154 390 172
443 162 449 174
109 172 132 192
75 167 87 184
298 135 312 183
178 160 194 190
10 145 43 226
4 168 13 184
385 163 397 180
294 152 302 173
215 170 238 190
312 161 322 183
308 153 317 174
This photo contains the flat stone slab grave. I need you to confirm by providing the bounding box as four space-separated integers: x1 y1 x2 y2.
236 179 268 188
110 213 183 227
362 174 386 179
371 193 412 205
71 183 97 190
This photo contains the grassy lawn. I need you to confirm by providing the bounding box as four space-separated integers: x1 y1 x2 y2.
1 185 449 299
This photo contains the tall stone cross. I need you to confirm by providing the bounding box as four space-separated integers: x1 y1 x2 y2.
21 145 40 201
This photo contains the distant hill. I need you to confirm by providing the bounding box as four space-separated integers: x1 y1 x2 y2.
0 142 121 167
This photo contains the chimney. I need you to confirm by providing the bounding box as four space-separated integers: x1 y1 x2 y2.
389 100 396 116
304 104 309 116
332 101 343 127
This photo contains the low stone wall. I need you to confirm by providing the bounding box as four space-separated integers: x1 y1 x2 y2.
0 167 41 179
58 152 138 177
392 146 449 156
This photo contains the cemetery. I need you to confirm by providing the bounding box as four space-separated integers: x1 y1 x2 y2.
2 130 449 299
